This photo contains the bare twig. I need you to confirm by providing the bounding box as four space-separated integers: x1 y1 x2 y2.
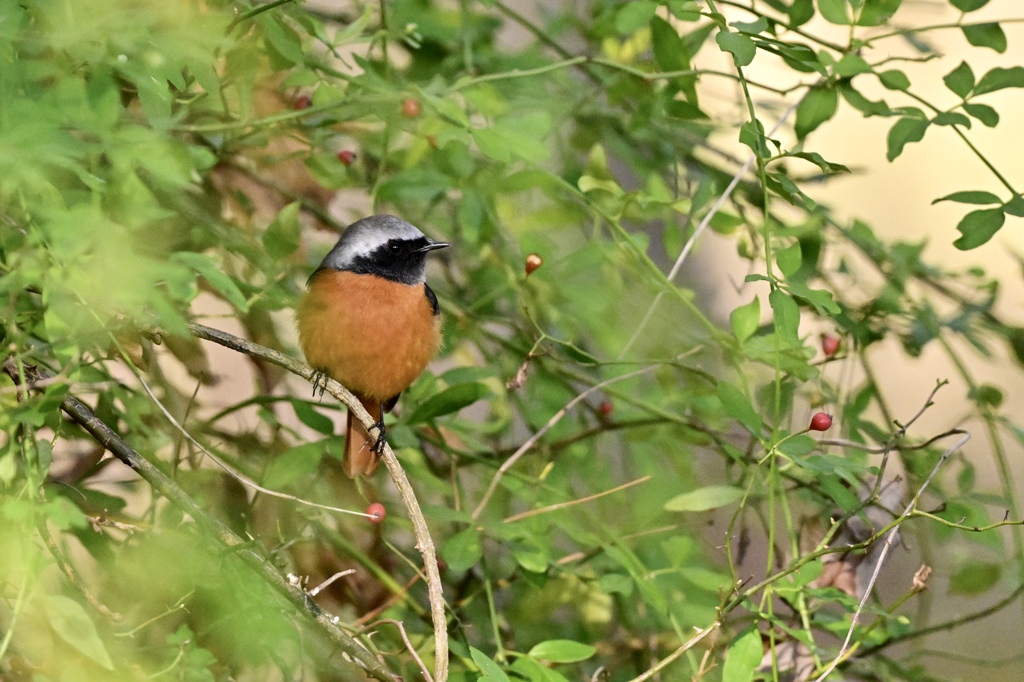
362 619 434 682
503 475 652 523
625 622 721 682
471 364 661 521
811 429 970 682
186 322 450 682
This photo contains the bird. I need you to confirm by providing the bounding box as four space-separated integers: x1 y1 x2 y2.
296 215 449 476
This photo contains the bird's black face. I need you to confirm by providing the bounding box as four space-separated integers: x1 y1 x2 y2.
349 237 449 285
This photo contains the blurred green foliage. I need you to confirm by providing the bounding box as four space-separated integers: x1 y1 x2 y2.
2 0 1024 680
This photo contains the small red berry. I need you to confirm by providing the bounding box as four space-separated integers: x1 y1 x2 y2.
598 400 614 417
293 94 313 110
809 412 833 432
337 150 356 166
402 97 422 118
525 253 543 275
821 334 841 357
366 503 386 523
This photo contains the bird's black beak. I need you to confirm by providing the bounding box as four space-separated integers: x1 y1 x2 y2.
417 239 451 252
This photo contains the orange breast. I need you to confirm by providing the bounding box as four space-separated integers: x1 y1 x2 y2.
296 270 442 401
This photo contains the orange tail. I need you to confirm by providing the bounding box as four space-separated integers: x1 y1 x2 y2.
344 396 382 477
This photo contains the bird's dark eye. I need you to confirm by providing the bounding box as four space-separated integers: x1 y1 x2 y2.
389 242 401 253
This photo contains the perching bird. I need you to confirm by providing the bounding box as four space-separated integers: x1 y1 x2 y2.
296 215 449 476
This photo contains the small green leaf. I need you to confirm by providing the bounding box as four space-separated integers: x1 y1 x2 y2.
442 527 483 573
962 22 1006 53
1003 196 1024 216
963 102 998 127
950 560 1001 595
292 399 335 435
932 111 971 127
834 53 872 77
717 381 764 436
44 595 114 670
795 84 838 138
878 69 911 91
951 0 989 10
664 485 745 512
405 382 488 424
730 297 761 344
527 640 597 663
776 242 802 278
471 647 511 682
651 17 689 72
171 252 249 312
932 190 1001 206
263 202 301 259
943 61 975 98
769 289 801 346
721 626 762 682
953 208 1005 250
262 442 326 489
974 66 1024 95
716 31 756 66
969 383 1003 408
885 117 929 161
615 1 659 34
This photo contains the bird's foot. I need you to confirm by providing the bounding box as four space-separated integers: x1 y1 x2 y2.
310 370 328 400
369 419 387 455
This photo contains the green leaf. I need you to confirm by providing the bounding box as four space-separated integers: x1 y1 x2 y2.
974 66 1024 95
716 31 756 66
1003 196 1024 217
962 22 1006 53
471 647 511 682
442 527 483 573
615 1 659 34
171 252 249 312
818 0 902 26
405 382 488 424
731 297 761 344
953 208 1005 250
721 626 762 682
292 399 335 435
262 442 326 489
963 102 998 127
716 382 764 436
885 117 929 161
949 560 1001 595
664 485 745 512
651 17 689 72
951 0 989 10
878 69 911 91
263 202 301 259
943 61 975 98
932 190 1001 206
527 640 597 663
776 242 802 277
932 111 971 127
795 84 838 138
834 54 872 77
44 595 114 670
769 288 801 346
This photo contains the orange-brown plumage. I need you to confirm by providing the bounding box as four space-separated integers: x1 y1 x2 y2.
296 227 446 477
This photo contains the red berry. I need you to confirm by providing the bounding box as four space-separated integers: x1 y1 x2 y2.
402 97 421 118
821 334 841 357
366 503 386 523
598 400 613 417
293 94 313 110
525 253 543 275
809 412 833 432
337 150 356 166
